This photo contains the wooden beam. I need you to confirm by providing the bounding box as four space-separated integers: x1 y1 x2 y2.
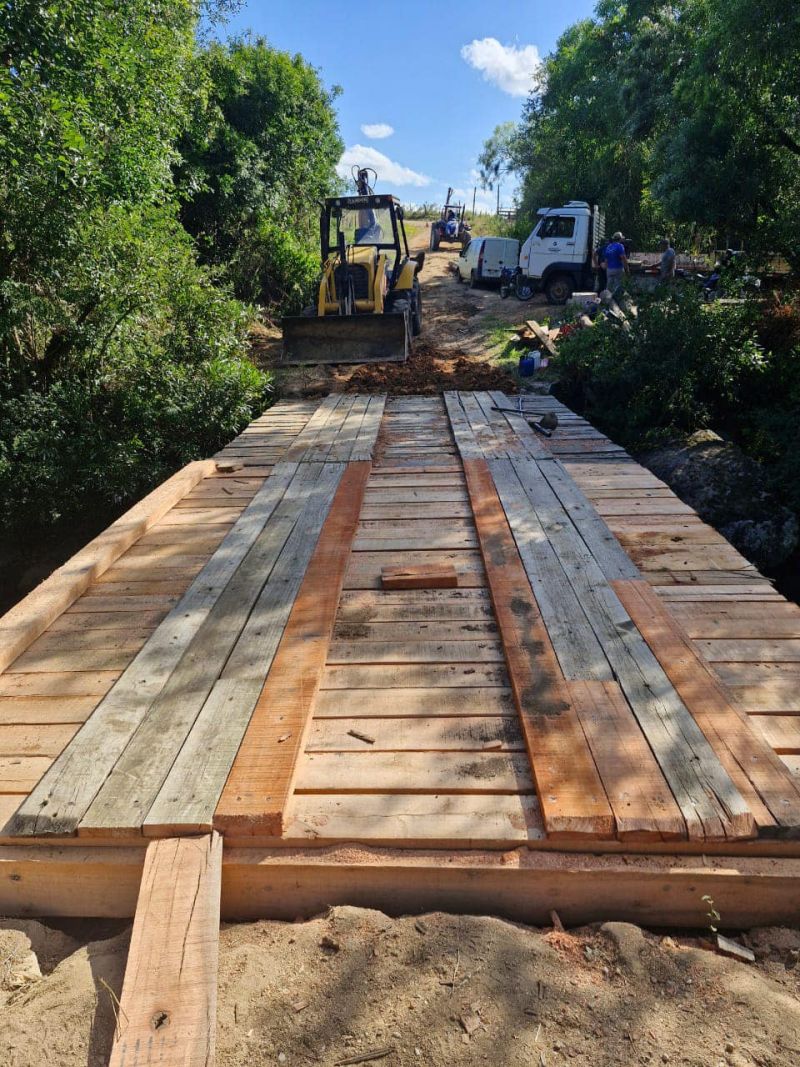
1 844 799 928
463 458 615 840
109 834 222 1067
214 461 370 837
380 564 458 590
613 579 800 836
0 459 215 676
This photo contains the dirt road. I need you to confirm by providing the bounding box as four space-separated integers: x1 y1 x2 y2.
3 908 799 1066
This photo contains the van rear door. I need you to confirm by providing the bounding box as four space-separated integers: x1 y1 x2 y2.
479 237 516 278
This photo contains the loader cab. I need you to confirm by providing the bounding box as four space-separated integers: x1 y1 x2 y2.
324 194 410 271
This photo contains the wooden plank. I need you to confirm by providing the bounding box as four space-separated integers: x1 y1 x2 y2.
337 589 493 623
752 716 800 753
380 564 458 590
489 458 612 681
351 394 387 461
0 723 79 757
323 664 508 689
326 639 505 664
2 844 800 927
307 716 523 751
0 696 97 725
5 462 303 837
509 457 755 843
442 392 482 458
284 793 543 846
80 463 344 837
214 462 370 837
569 681 686 841
0 756 52 792
536 458 640 581
314 687 515 718
108 833 222 1067
0 460 215 676
699 639 800 663
613 579 800 836
463 458 615 839
0 671 121 699
333 621 498 642
296 751 534 794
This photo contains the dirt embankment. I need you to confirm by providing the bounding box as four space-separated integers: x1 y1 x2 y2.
3 908 800 1067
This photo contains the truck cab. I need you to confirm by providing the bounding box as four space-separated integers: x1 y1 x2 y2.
519 201 605 304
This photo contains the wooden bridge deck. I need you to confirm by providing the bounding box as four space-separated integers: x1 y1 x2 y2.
1 391 799 930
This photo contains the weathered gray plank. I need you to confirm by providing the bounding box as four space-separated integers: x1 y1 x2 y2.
537 457 640 581
144 678 263 835
79 463 345 835
507 456 754 841
5 462 302 837
351 394 387 461
443 392 483 458
490 459 612 680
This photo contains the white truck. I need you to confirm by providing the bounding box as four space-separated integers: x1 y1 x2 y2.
518 201 606 304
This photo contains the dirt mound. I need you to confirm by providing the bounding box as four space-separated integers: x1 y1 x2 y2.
3 909 800 1066
343 340 518 395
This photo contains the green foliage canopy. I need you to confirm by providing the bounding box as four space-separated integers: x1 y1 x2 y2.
507 0 800 260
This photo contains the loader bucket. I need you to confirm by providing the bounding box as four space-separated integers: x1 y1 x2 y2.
281 312 409 365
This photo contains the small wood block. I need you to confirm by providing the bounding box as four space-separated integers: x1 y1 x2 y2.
380 564 458 590
109 833 222 1067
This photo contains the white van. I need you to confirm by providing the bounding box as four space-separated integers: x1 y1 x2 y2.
455 236 520 286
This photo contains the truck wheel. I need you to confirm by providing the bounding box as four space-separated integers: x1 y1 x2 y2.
470 269 480 289
544 274 573 304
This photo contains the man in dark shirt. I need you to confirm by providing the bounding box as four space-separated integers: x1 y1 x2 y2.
593 240 608 292
602 231 628 294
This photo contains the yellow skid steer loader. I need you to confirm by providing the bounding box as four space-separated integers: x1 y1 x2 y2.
282 170 424 364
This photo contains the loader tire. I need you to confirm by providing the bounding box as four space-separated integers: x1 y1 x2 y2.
429 226 440 252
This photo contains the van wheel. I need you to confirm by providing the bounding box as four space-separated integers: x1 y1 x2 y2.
470 270 480 289
544 274 573 304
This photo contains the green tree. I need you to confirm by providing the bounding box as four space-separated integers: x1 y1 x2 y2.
177 37 343 310
477 122 517 214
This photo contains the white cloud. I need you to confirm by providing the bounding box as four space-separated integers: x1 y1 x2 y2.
337 145 431 187
360 123 394 139
460 38 541 97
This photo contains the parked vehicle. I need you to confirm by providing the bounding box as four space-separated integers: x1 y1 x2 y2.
455 236 520 287
499 265 535 301
430 188 471 250
518 201 605 304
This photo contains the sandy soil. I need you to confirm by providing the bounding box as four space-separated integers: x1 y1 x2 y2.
256 227 561 398
3 908 800 1066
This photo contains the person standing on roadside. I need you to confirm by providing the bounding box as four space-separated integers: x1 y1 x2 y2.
602 230 628 294
659 237 676 281
592 237 608 292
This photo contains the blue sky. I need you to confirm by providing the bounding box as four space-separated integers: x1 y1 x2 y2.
218 0 597 211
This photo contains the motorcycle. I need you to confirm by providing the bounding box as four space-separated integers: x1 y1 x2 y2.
499 266 535 301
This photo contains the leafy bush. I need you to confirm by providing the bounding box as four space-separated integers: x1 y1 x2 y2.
0 354 271 532
556 289 764 449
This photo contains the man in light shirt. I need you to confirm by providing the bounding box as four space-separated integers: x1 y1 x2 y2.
659 238 676 281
